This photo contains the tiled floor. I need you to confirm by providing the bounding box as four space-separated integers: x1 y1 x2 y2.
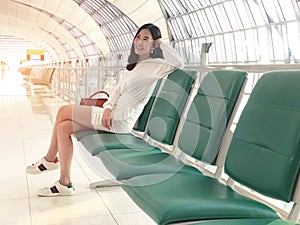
0 70 156 225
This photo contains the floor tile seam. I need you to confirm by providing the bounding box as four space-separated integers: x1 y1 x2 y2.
21 107 34 225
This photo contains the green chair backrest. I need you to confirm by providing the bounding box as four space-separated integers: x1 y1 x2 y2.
225 71 300 202
146 69 197 145
178 70 247 164
133 79 162 132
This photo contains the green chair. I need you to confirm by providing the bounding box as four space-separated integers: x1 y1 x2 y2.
75 79 163 141
123 71 300 225
73 79 162 152
74 69 197 156
97 70 247 181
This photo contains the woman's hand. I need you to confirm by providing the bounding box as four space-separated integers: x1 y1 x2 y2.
155 38 162 48
101 108 112 130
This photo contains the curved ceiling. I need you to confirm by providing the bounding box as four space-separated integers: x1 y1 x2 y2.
0 0 166 63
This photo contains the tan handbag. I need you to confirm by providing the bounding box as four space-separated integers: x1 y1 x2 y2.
79 91 109 108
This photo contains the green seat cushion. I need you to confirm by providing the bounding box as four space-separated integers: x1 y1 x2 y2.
73 129 102 141
76 131 156 156
123 173 280 225
100 148 163 160
98 149 201 180
192 219 297 225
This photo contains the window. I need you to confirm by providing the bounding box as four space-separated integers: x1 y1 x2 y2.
159 0 300 65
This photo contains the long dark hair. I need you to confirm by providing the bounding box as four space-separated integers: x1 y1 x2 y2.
126 23 164 71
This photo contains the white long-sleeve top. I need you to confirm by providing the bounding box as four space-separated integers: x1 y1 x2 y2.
92 42 184 133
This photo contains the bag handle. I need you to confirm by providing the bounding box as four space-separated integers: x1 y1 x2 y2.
89 90 109 99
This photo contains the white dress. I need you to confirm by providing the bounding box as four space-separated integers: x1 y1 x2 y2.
91 42 184 133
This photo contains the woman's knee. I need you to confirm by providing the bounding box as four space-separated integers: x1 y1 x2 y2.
56 105 73 121
56 120 74 137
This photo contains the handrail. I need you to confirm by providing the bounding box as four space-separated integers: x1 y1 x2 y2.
24 64 300 105
186 63 300 73
23 63 300 73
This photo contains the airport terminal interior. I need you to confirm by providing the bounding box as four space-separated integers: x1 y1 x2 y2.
0 0 300 225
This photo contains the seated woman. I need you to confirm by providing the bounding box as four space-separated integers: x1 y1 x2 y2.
26 23 184 197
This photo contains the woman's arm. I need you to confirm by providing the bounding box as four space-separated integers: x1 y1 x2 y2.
102 84 122 110
157 40 184 68
101 83 123 130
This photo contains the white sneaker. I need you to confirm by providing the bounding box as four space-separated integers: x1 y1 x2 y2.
26 157 60 174
38 180 75 197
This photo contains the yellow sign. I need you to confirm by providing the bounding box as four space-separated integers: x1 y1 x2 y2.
26 49 44 55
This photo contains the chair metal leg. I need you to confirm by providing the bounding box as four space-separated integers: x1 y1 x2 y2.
89 179 124 189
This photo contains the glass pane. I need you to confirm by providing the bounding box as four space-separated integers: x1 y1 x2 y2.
100 9 111 22
191 38 201 64
223 33 235 62
68 50 77 59
206 7 222 33
86 44 100 56
216 3 231 32
215 35 226 62
196 10 212 35
257 27 270 63
271 25 285 61
287 22 300 61
234 1 252 28
185 39 194 65
125 33 134 49
202 0 214 7
277 0 296 21
182 14 192 38
173 41 186 62
260 0 281 23
245 29 258 62
224 1 243 30
181 0 198 10
234 31 245 63
207 38 215 63
159 0 171 17
69 29 82 39
162 0 180 17
168 20 178 40
169 19 183 39
188 12 203 36
247 0 265 26
92 13 104 24
78 36 93 46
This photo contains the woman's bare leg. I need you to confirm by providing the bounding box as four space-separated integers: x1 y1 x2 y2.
56 120 89 185
43 105 95 185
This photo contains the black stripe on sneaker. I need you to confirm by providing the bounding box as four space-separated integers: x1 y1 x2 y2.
38 164 47 171
50 186 59 193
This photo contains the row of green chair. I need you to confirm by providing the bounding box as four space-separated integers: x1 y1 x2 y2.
74 68 199 187
74 68 247 188
122 71 300 225
72 71 300 225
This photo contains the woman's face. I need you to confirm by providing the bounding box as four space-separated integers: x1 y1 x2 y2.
133 28 154 60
